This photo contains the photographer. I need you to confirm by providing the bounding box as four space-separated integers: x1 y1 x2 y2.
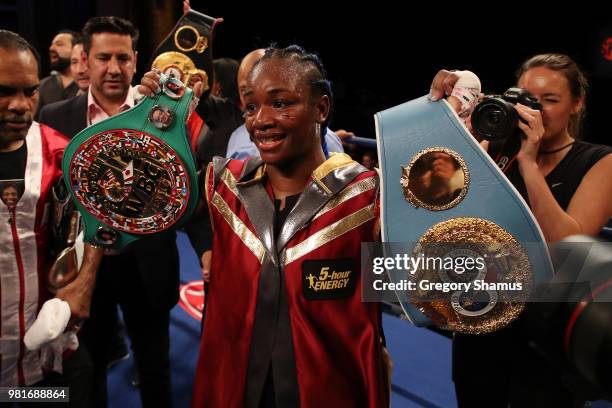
430 54 612 407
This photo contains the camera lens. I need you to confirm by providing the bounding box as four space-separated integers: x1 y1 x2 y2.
485 109 502 126
471 97 518 141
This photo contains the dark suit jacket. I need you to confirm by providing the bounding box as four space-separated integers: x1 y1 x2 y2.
39 94 180 309
34 73 79 121
38 93 88 140
194 95 243 168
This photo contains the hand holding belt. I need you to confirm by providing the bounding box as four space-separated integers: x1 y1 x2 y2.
375 96 554 334
62 74 199 249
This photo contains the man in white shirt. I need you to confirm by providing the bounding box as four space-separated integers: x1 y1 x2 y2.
39 16 177 408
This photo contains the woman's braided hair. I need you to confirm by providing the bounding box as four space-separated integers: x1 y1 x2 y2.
254 45 334 153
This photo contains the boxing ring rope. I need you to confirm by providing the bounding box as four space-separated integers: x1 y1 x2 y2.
343 136 377 149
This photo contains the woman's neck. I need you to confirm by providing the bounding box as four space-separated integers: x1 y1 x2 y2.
539 130 574 153
536 130 575 172
267 149 326 202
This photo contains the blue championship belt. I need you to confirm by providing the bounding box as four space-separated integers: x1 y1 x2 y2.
375 96 554 334
62 75 199 249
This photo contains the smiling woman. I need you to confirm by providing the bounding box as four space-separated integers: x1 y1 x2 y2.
192 45 389 407
242 45 332 200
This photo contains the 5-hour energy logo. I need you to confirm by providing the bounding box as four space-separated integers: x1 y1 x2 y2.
302 259 356 300
306 267 351 291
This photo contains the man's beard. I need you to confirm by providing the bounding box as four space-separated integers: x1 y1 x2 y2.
0 113 32 147
0 128 28 149
50 57 70 73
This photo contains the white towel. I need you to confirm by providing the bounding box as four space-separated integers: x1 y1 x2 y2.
39 332 80 374
24 298 71 350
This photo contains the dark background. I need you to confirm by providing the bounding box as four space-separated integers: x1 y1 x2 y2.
2 0 611 145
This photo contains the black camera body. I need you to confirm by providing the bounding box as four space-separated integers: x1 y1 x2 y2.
471 87 543 141
528 237 612 400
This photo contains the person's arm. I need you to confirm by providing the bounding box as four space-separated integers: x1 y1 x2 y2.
518 157 612 241
25 240 103 350
55 243 104 324
515 103 612 241
184 203 213 282
139 69 213 279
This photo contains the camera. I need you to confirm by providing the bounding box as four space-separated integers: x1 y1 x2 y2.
470 87 543 141
527 236 612 400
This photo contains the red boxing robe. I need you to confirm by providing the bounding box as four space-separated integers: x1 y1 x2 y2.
0 123 67 385
192 153 387 407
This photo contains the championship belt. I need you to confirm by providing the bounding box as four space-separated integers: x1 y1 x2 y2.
62 75 199 249
150 9 221 93
375 96 554 334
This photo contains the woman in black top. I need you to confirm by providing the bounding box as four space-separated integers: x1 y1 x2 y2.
430 55 612 407
432 54 612 238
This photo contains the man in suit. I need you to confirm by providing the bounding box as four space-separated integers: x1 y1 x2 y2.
39 16 178 408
